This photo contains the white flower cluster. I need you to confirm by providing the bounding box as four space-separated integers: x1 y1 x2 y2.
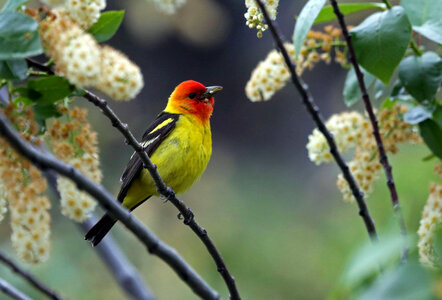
336 150 381 202
62 33 102 88
306 112 369 165
152 0 186 14
0 181 7 222
244 0 279 38
418 182 442 268
10 197 51 264
306 106 420 203
40 10 144 101
48 108 102 222
98 46 144 101
66 0 106 28
42 0 106 29
245 43 294 102
6 168 51 264
57 153 101 221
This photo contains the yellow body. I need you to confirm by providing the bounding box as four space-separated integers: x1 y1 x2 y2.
122 113 212 210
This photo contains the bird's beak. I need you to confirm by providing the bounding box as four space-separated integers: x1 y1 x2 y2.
199 86 223 100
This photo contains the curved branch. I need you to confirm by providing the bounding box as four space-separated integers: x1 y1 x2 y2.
0 251 63 300
25 58 241 300
329 0 407 260
255 0 378 242
80 216 156 300
43 168 155 300
0 113 220 300
0 277 32 300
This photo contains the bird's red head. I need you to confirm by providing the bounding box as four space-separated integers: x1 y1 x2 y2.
165 80 222 124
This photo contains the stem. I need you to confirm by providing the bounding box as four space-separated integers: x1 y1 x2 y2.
25 58 241 300
0 113 220 300
410 39 423 56
0 277 32 300
330 0 408 261
0 251 63 300
382 0 392 9
255 0 378 242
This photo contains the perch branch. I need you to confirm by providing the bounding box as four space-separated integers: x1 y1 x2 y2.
0 277 32 300
330 0 408 260
26 58 241 300
43 169 155 300
0 251 63 300
255 0 378 241
0 113 220 300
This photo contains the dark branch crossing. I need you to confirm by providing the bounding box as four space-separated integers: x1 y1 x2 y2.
255 0 378 242
329 0 408 260
0 113 220 300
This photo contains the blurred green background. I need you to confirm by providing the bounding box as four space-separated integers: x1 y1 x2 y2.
0 0 439 299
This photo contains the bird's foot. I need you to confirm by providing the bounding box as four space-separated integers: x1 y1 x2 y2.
177 208 194 225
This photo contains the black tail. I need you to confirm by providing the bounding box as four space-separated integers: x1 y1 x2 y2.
85 214 117 246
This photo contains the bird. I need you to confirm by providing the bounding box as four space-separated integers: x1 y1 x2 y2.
85 80 222 246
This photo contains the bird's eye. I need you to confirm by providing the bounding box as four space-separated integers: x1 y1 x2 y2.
188 93 196 99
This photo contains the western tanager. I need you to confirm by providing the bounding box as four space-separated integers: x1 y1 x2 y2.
85 80 222 246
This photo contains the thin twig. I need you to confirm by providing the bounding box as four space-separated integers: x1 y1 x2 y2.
26 58 241 300
0 277 32 300
0 251 63 300
83 89 241 300
329 0 408 260
43 169 155 300
0 113 220 300
409 39 423 56
381 0 392 9
255 0 378 241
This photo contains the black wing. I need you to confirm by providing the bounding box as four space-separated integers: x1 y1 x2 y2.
117 112 180 202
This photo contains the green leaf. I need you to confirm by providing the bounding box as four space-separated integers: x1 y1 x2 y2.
351 6 412 84
314 3 386 24
0 11 38 36
398 52 442 103
359 263 433 300
403 105 434 124
0 31 42 60
88 10 125 43
433 106 442 128
1 0 28 12
293 0 326 59
381 98 398 109
27 76 74 104
0 12 42 60
12 96 32 106
342 233 413 288
0 59 27 80
33 103 61 124
343 66 375 107
401 0 442 44
419 119 442 160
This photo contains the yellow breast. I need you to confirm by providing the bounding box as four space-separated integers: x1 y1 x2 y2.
122 114 212 209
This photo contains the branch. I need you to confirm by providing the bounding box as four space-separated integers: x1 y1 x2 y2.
329 0 408 260
0 277 32 300
0 113 220 300
43 169 155 300
0 252 63 300
25 58 241 300
255 0 378 241
80 216 156 300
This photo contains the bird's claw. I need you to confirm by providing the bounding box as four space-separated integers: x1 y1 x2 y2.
177 209 194 225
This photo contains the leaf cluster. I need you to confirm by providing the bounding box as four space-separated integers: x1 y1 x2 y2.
0 0 125 130
294 0 442 160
